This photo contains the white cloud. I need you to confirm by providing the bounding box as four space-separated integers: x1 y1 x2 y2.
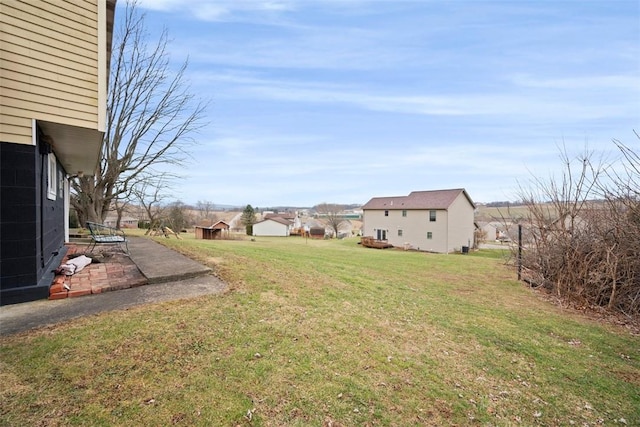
510 73 640 91
195 71 636 122
130 0 638 206
137 0 297 22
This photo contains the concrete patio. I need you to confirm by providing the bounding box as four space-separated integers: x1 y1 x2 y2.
0 237 225 336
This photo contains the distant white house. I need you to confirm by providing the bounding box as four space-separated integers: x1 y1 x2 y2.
478 221 512 242
253 217 292 237
362 188 476 253
264 212 301 229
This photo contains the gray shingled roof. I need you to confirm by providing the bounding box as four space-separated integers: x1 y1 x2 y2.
255 217 293 226
362 188 474 210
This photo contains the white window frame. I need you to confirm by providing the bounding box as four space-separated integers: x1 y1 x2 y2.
47 153 57 200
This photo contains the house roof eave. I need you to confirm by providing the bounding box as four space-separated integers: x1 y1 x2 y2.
363 188 475 211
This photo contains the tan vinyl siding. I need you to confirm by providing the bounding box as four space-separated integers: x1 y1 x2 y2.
1 1 97 50
1 88 98 116
425 210 449 252
446 192 476 251
0 0 100 145
0 69 98 100
2 38 98 77
364 209 449 252
362 189 476 253
403 209 448 253
0 111 31 141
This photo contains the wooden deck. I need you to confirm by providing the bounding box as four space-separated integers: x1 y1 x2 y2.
360 236 394 249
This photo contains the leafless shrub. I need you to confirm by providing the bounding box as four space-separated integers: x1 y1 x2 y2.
514 137 639 317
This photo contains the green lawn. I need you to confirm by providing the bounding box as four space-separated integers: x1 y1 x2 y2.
1 235 638 426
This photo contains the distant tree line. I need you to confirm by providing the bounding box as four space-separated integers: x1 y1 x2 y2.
485 201 519 207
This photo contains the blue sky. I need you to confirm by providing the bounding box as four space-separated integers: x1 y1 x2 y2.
133 0 639 207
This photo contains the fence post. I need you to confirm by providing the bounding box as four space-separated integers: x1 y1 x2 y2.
517 224 522 281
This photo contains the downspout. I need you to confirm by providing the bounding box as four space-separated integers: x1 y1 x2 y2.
40 151 45 268
38 129 57 268
38 134 55 268
64 178 70 243
36 121 46 269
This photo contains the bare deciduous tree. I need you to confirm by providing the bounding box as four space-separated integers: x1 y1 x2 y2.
113 197 130 230
71 0 206 226
315 203 345 238
166 201 191 233
196 200 216 221
132 173 172 235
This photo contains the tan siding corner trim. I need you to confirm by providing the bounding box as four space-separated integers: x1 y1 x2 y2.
97 0 107 131
32 118 37 146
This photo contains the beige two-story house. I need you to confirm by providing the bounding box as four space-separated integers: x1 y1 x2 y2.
0 0 115 304
362 188 476 253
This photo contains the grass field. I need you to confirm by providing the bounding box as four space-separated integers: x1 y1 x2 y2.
1 235 638 426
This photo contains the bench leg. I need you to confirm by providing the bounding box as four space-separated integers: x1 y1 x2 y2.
85 240 97 255
121 240 129 256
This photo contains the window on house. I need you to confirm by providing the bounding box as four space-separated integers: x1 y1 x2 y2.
384 210 389 217
402 210 407 217
429 210 436 222
398 229 403 237
427 232 433 239
47 153 57 200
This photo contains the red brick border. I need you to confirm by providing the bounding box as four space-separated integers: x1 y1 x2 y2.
49 244 147 300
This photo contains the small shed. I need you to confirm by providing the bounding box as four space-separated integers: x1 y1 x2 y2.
195 220 230 240
308 227 326 239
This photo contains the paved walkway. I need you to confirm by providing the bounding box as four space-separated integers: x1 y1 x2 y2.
0 237 226 336
128 237 212 283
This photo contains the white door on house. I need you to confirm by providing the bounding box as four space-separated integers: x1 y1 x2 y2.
376 229 387 240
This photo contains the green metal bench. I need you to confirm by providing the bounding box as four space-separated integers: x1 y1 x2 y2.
85 221 129 255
